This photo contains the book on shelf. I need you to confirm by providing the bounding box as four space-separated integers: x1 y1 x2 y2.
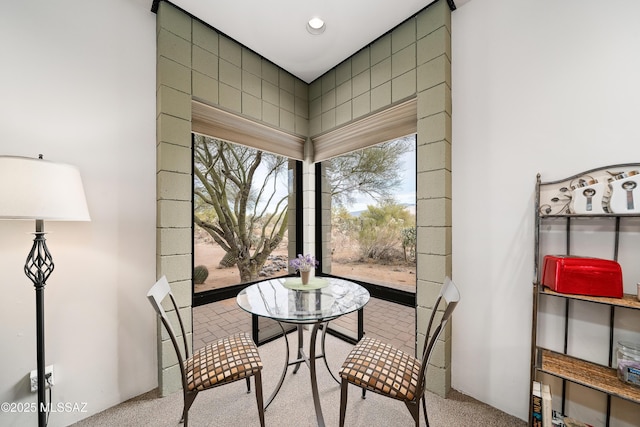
541 383 552 427
532 381 543 427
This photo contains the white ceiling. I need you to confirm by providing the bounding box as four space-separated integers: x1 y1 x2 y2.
168 0 469 83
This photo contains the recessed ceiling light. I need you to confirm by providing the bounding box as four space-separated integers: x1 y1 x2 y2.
307 17 325 35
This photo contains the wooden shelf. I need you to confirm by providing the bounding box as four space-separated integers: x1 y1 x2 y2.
540 287 640 310
537 348 640 404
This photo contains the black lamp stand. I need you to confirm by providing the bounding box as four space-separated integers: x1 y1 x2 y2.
24 219 54 427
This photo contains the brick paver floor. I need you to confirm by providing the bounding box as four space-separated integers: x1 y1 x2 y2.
193 296 415 356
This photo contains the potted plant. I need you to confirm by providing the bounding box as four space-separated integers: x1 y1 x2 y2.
289 254 318 284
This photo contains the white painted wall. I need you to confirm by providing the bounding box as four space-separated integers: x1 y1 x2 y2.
0 1 157 425
452 0 640 423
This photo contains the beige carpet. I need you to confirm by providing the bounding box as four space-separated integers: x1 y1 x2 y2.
72 331 525 426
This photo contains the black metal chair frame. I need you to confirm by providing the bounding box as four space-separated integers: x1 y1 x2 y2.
147 276 265 426
339 276 460 427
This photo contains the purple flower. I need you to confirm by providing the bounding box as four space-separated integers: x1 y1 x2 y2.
289 254 318 272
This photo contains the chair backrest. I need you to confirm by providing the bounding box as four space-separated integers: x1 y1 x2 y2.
417 276 460 395
147 276 190 387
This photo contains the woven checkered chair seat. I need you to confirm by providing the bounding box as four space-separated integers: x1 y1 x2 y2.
186 332 263 392
338 277 460 427
339 336 420 401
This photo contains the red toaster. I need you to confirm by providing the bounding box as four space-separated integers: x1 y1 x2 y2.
541 255 623 298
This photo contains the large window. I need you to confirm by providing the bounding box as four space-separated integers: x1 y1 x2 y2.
320 135 416 293
193 133 296 295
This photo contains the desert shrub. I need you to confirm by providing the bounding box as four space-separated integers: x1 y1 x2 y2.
358 220 403 260
357 200 414 262
402 226 416 262
331 207 359 251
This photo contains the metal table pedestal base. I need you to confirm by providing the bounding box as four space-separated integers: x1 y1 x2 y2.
264 321 340 427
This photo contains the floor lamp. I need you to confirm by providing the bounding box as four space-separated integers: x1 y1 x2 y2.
0 155 90 427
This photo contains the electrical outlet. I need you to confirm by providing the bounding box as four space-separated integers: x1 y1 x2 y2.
29 365 54 392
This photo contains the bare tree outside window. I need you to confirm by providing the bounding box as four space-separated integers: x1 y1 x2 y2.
326 137 413 207
193 134 290 289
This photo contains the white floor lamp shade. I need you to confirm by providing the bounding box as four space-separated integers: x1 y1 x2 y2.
0 155 90 220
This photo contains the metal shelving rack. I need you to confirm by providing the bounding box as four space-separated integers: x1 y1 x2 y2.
529 164 640 427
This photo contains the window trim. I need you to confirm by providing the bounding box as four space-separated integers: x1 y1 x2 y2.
312 97 417 163
192 100 306 160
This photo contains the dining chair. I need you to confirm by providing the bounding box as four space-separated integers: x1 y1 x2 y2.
338 276 460 427
147 276 265 427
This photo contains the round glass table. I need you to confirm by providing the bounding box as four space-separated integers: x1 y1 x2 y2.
237 276 370 427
